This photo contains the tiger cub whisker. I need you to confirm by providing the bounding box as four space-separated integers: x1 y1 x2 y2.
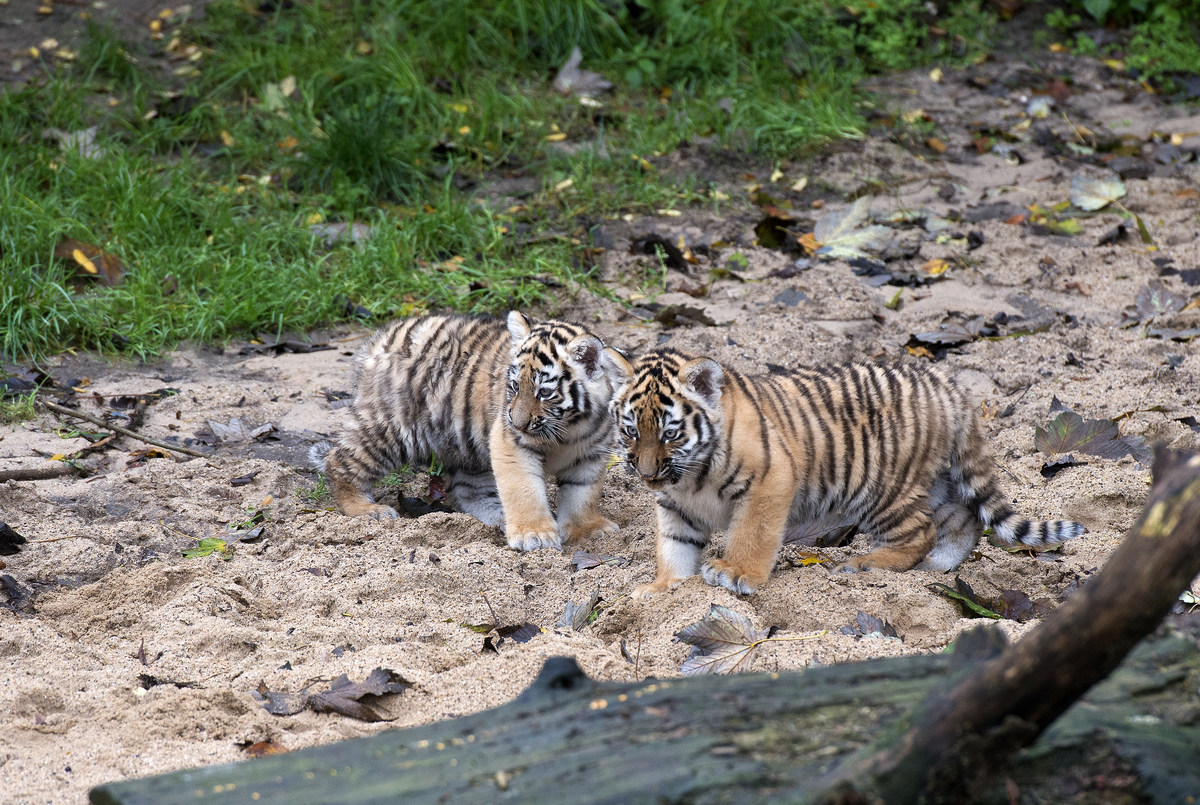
315 312 626 551
610 348 1087 597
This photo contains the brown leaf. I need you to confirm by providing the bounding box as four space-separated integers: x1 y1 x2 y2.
243 740 289 757
53 238 126 286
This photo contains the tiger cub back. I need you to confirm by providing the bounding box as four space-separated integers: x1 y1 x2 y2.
321 312 625 551
610 348 1085 596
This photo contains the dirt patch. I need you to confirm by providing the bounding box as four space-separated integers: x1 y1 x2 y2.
3 40 1200 804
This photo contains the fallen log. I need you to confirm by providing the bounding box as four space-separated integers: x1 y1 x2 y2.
90 452 1200 805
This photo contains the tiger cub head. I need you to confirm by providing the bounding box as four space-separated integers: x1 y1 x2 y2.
609 348 724 488
503 311 625 443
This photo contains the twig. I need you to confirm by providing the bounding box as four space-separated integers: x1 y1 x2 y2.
38 398 208 458
0 465 75 482
24 535 97 544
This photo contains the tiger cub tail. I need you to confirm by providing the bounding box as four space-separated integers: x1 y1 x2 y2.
955 431 1087 548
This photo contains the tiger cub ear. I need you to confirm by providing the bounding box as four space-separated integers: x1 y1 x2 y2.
680 357 724 408
567 335 608 380
602 347 633 384
507 311 532 344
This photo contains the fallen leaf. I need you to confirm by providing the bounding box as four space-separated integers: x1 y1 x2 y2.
912 317 988 346
557 590 601 631
243 740 289 757
631 233 689 270
0 522 26 556
1069 175 1127 211
552 46 612 98
206 418 277 443
53 238 126 286
928 577 1001 619
1136 279 1186 318
571 550 630 570
675 604 770 676
308 668 412 721
182 537 232 561
840 610 899 638
812 197 892 260
43 126 103 159
1034 407 1151 464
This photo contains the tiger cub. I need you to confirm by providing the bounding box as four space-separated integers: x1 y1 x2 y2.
320 312 625 551
610 348 1086 596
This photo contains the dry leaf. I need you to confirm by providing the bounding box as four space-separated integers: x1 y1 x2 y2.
53 239 126 286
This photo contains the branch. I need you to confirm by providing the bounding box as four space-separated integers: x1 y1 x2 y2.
825 450 1200 802
37 399 209 459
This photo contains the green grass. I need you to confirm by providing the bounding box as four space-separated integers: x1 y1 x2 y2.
0 0 1000 361
0 392 37 425
1048 0 1200 87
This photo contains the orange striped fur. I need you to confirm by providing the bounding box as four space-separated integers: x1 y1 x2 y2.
319 312 625 550
611 348 1085 596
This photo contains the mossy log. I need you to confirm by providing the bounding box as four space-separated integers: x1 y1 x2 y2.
91 453 1200 805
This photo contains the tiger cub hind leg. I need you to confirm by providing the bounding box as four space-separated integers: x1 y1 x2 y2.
324 444 401 520
447 469 504 530
836 496 938 573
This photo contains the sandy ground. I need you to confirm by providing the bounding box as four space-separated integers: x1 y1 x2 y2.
3 37 1200 805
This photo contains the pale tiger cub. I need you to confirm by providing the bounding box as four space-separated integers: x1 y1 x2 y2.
610 348 1086 596
320 312 624 551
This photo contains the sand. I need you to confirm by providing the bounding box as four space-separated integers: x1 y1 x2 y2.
2 41 1199 805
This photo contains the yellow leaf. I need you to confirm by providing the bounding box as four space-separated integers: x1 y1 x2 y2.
457 125 470 135
552 178 574 193
1048 42 1067 53
770 167 784 183
929 67 943 82
926 137 947 153
355 40 373 55
790 176 808 192
280 76 296 97
39 38 59 50
1104 59 1125 70
656 209 682 217
305 212 323 225
71 248 99 274
261 495 274 506
448 102 468 114
920 258 949 276
907 345 934 359
220 130 234 147
50 454 66 462
149 19 162 32
544 132 568 142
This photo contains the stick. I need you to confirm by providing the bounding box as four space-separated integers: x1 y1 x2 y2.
824 449 1200 802
0 465 75 482
37 398 209 458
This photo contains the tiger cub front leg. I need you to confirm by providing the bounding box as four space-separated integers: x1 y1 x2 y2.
489 419 560 551
632 501 709 598
701 479 792 595
555 455 618 545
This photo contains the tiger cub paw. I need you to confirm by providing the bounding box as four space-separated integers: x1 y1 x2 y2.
360 504 400 520
564 515 619 544
701 560 766 596
506 520 562 552
631 577 683 598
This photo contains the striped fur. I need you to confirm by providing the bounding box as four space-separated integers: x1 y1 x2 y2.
321 312 624 551
611 348 1086 596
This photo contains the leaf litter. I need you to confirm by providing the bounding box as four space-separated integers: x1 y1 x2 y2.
1034 398 1151 465
253 667 412 722
674 604 824 676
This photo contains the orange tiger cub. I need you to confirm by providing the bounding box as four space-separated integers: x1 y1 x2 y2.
610 348 1085 596
317 312 625 551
